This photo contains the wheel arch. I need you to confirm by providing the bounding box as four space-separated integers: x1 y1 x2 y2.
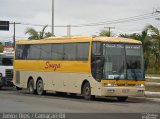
27 76 34 88
81 79 90 94
36 77 43 86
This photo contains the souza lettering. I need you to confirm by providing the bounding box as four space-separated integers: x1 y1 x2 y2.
45 62 61 71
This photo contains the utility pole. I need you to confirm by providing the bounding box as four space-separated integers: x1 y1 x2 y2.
52 0 55 36
155 9 160 27
67 25 71 36
10 22 21 48
104 26 115 37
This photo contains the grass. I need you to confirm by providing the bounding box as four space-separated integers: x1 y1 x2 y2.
145 79 160 83
145 78 160 92
145 86 160 92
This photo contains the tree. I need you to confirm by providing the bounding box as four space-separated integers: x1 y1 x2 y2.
99 30 114 37
144 24 160 70
119 25 160 72
25 25 52 40
119 33 140 40
0 45 3 53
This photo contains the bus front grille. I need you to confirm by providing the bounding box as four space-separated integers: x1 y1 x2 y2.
5 69 13 81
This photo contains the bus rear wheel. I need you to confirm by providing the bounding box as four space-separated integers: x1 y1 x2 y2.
82 82 94 100
117 96 128 102
28 79 36 94
36 79 46 95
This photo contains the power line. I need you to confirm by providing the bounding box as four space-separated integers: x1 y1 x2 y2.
72 13 158 27
18 12 159 28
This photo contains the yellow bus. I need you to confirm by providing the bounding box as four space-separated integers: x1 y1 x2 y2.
13 36 145 101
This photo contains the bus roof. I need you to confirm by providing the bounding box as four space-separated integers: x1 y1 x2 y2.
93 36 142 44
16 36 142 44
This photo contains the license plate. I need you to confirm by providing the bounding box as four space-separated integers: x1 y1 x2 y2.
122 89 130 93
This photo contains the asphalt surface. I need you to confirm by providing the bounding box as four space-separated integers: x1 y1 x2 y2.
0 87 160 119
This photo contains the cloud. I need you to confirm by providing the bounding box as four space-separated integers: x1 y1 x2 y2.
0 0 159 41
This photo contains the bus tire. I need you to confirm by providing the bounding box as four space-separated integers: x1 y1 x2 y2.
117 96 128 102
28 79 36 94
82 82 94 100
16 86 22 90
36 79 46 95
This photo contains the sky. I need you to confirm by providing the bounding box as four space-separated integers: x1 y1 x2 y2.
0 0 160 42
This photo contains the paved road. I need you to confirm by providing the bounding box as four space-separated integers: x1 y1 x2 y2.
0 87 160 119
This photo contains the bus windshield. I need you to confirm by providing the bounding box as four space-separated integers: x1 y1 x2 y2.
2 58 13 66
103 43 144 80
0 54 13 66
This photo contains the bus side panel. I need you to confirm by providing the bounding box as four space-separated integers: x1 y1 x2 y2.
14 70 103 95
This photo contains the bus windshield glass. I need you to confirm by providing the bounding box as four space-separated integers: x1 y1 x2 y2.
0 54 13 66
126 44 144 80
1 58 13 66
103 43 144 80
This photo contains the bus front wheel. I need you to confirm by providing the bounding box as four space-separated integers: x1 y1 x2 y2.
117 96 128 102
82 82 94 100
36 79 46 95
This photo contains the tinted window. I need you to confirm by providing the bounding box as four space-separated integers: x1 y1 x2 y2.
92 42 101 55
40 44 52 60
28 45 41 60
16 42 90 61
51 44 64 60
16 45 23 59
64 43 76 60
77 43 89 60
16 45 30 60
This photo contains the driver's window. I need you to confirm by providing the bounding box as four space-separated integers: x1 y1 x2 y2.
91 42 103 81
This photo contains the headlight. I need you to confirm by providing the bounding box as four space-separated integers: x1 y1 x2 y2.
105 83 117 87
136 84 144 88
140 84 144 87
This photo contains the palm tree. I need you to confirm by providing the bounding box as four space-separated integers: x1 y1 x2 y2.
25 25 52 40
144 25 160 70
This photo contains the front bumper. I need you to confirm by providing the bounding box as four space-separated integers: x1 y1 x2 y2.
101 86 145 97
